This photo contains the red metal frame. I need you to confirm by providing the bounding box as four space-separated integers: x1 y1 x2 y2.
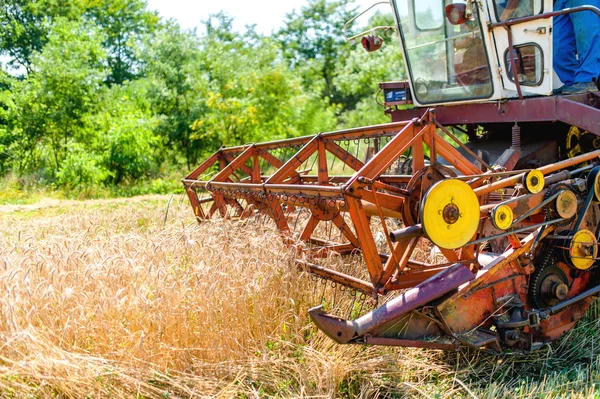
388 93 600 134
184 101 600 352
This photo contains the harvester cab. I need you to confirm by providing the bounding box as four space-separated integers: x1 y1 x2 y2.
183 1 600 353
357 0 571 105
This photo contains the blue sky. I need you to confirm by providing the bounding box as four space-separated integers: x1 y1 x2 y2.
145 0 386 34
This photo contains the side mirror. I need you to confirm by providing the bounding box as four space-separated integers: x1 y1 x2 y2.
361 35 383 52
445 3 467 25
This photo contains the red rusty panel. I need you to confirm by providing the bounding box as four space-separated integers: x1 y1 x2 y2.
556 97 600 135
390 93 600 132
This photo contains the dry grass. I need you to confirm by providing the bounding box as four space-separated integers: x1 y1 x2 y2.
1 195 600 398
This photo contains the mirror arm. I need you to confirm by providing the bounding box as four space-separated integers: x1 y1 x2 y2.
347 26 396 43
344 1 393 42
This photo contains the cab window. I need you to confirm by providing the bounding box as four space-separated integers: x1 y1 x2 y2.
414 0 444 30
494 0 543 21
504 44 544 86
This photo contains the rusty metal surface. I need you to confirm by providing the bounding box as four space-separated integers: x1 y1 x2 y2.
389 93 600 133
308 264 474 344
183 104 600 353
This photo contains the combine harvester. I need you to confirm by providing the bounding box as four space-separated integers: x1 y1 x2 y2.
184 0 600 352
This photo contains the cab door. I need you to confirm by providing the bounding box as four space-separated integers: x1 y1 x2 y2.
488 0 554 96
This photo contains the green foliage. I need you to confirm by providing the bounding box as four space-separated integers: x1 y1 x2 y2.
0 71 15 174
85 0 159 84
0 0 85 73
56 142 108 189
9 18 106 175
142 22 205 168
0 0 407 197
195 24 337 148
279 0 358 108
87 82 159 184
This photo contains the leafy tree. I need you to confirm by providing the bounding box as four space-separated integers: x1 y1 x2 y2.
142 22 205 168
0 71 15 174
9 18 107 174
278 0 358 108
86 81 159 184
0 0 84 73
86 0 159 85
194 15 337 149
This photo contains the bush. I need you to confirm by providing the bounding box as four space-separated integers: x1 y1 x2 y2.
104 113 157 184
55 143 109 189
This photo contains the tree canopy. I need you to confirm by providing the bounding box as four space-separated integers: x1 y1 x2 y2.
0 0 406 192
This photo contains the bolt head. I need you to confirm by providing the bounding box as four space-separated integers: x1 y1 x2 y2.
553 283 569 300
531 177 539 186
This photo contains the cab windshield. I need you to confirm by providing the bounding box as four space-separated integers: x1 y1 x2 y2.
392 0 493 104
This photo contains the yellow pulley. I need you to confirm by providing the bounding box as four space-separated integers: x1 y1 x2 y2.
420 179 480 249
555 190 578 219
523 169 544 194
491 204 513 230
567 229 597 270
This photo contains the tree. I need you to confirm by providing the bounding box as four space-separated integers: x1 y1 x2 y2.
0 0 84 73
85 81 159 184
0 71 15 174
142 22 206 168
194 14 337 150
9 18 107 174
86 0 159 85
278 0 358 108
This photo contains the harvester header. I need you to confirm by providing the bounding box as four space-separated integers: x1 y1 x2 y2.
184 0 600 352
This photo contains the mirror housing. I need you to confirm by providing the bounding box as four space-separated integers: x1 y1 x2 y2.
361 35 383 52
445 3 468 25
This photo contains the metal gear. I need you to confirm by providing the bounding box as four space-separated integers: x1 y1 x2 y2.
529 252 569 309
566 126 600 164
543 182 577 226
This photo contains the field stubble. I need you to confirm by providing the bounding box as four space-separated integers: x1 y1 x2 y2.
0 195 600 398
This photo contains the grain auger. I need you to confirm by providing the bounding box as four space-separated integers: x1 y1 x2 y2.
184 0 600 352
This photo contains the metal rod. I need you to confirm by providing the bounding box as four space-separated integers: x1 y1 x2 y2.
296 260 374 295
544 284 600 315
458 169 535 180
510 190 563 226
505 26 523 100
389 225 424 242
466 219 563 246
221 121 410 154
488 5 600 29
545 163 596 186
474 150 600 197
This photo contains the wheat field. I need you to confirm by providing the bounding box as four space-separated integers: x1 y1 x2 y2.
0 194 599 398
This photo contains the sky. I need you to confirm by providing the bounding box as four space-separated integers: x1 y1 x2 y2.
145 0 387 35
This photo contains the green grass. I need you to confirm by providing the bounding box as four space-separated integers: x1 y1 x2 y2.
0 172 184 205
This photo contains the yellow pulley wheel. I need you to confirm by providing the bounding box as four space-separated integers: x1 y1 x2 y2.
420 179 480 249
491 204 513 230
568 229 597 270
523 169 544 194
555 190 578 219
